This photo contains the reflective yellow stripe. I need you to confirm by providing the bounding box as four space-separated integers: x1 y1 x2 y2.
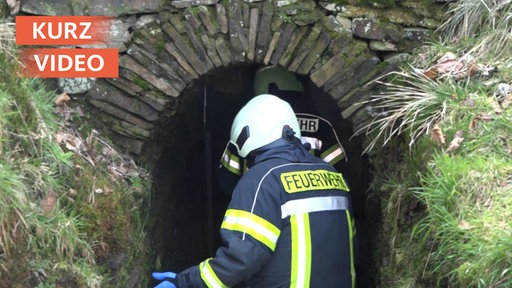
346 210 356 288
199 258 228 288
221 209 280 251
221 149 242 176
290 213 311 288
321 144 345 165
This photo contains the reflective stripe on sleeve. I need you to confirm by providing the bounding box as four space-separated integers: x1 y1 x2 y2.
320 144 345 165
199 258 229 288
290 213 312 288
221 209 280 251
281 196 349 219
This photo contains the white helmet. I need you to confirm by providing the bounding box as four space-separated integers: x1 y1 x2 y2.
230 94 301 158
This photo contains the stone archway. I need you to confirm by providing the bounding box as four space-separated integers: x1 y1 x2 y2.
75 0 443 158
59 1 444 285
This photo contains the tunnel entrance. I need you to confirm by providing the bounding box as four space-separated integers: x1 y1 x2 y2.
150 64 374 286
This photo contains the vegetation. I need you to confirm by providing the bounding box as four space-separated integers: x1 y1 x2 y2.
0 23 152 287
361 0 512 286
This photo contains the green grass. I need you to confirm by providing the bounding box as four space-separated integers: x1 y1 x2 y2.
0 22 152 287
361 0 512 286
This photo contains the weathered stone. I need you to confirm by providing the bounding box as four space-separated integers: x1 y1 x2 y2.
216 3 228 34
89 99 153 130
172 0 218 9
330 56 385 105
324 54 367 95
169 14 186 34
201 34 223 68
310 53 347 87
108 19 131 52
352 18 402 43
119 55 180 97
255 1 274 62
322 15 344 34
288 23 322 72
164 42 200 80
404 28 431 42
21 0 160 16
113 121 152 139
58 78 96 94
247 8 260 62
263 32 281 65
383 52 412 66
242 2 250 29
327 31 359 56
131 25 166 55
278 26 308 67
134 14 158 29
127 44 187 92
183 20 214 71
89 80 159 122
162 22 207 75
197 6 218 35
318 1 340 13
228 0 248 63
215 36 231 67
106 77 142 97
369 40 398 52
341 99 366 119
110 132 145 155
277 0 298 7
269 23 295 65
105 78 167 111
335 15 352 31
184 8 202 30
354 57 388 85
297 31 331 75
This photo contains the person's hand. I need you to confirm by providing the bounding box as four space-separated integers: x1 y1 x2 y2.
152 271 177 288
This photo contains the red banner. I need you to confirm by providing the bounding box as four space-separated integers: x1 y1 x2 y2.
19 48 119 78
16 16 114 46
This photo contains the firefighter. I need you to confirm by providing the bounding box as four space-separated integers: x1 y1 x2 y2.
152 94 356 287
217 66 348 197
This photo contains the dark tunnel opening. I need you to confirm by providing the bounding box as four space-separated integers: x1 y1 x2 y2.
150 65 377 287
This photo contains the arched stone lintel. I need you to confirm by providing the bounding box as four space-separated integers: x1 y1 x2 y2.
74 0 442 155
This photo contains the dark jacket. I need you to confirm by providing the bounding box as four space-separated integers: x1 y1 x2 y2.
177 140 356 287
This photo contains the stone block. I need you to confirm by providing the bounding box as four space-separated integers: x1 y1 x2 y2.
197 6 219 35
247 8 260 62
119 55 180 97
162 22 207 75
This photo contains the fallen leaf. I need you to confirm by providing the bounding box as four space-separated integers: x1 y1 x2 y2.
431 124 445 145
56 132 65 144
469 117 478 131
423 67 438 79
488 98 503 114
502 93 512 109
446 130 464 153
41 190 56 213
55 92 70 106
458 219 472 230
435 59 464 74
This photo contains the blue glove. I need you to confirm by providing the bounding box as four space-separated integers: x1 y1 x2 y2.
152 271 177 288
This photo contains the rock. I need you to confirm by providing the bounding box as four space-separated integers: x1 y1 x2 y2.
58 78 96 94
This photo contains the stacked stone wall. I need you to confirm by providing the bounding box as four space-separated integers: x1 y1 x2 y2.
19 0 449 156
